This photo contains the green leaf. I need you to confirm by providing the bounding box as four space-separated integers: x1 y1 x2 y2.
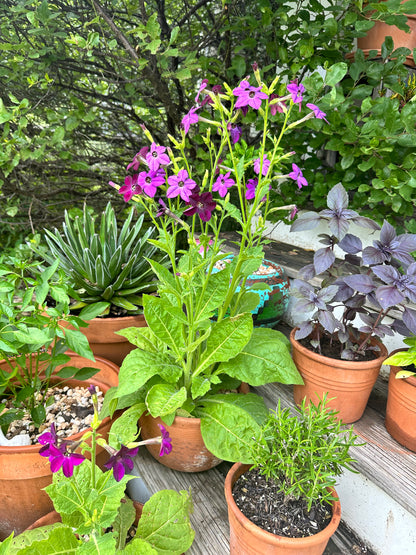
78 302 110 320
195 265 232 321
198 401 261 462
146 384 187 417
122 538 157 554
116 327 165 353
217 327 303 385
144 296 183 352
203 391 268 425
137 490 194 555
108 404 144 448
325 62 348 86
63 328 95 361
8 525 79 553
197 313 253 373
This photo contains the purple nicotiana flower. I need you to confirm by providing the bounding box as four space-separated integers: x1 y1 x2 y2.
181 106 199 135
137 168 165 198
201 84 222 107
269 93 286 116
287 82 305 109
227 123 242 144
288 164 308 189
289 206 298 221
46 443 85 478
184 191 216 222
117 174 143 202
126 146 149 171
306 103 328 123
158 424 172 457
104 445 139 482
233 79 268 110
212 171 235 197
38 423 58 457
167 169 197 202
246 178 258 200
254 155 271 177
146 143 170 172
195 79 209 104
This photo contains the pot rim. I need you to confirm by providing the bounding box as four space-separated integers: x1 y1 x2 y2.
224 462 342 547
290 328 388 369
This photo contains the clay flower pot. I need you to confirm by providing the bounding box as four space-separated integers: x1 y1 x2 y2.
385 354 416 452
139 413 222 473
224 463 341 555
290 329 388 424
65 314 147 367
0 354 119 540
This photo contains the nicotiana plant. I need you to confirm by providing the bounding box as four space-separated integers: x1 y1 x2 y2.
247 396 360 511
384 335 416 379
103 66 332 463
0 386 194 555
290 183 416 360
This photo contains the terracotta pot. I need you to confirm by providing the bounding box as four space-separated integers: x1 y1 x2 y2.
385 352 416 452
0 354 118 540
139 383 250 473
26 500 144 530
64 314 147 367
224 463 341 555
290 329 388 424
356 5 416 67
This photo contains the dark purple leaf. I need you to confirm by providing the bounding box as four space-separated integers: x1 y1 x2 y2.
353 216 380 231
397 233 416 254
314 247 336 274
290 211 321 232
318 285 338 303
292 279 314 296
375 285 405 309
298 263 316 280
403 308 416 335
326 183 348 211
362 246 385 265
333 280 354 302
294 321 314 340
367 291 382 310
392 318 411 336
338 234 362 255
317 309 338 334
345 294 366 308
341 349 356 360
372 265 398 285
328 215 350 240
344 254 362 266
359 313 376 327
343 274 375 294
380 220 396 245
317 234 334 246
338 329 349 343
295 298 318 313
374 324 394 337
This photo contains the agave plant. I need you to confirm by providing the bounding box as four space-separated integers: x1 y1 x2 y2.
43 203 162 317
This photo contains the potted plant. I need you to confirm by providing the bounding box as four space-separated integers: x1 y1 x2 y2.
289 183 416 423
224 396 360 554
383 338 416 451
0 388 195 554
0 258 119 538
103 67 329 471
41 202 166 365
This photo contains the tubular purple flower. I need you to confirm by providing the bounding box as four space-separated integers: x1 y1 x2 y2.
212 171 235 197
233 79 268 110
118 174 143 202
38 423 58 457
104 445 139 482
269 94 287 116
47 444 85 478
306 103 328 123
184 191 216 222
167 169 197 202
287 82 305 110
227 123 242 144
245 178 258 200
254 155 270 176
126 146 149 171
289 206 298 221
146 143 170 172
138 168 166 198
195 79 209 104
158 424 172 456
181 107 199 135
288 164 308 189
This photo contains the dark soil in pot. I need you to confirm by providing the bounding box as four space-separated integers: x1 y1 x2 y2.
232 468 333 538
299 335 379 362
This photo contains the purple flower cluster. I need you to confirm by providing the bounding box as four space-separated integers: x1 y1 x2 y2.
39 423 85 478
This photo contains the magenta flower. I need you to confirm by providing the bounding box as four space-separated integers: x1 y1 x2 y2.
184 191 216 222
196 237 213 255
126 146 149 171
146 143 170 172
38 423 58 457
287 82 305 108
201 84 222 107
167 169 197 202
233 79 268 110
137 168 165 198
158 424 172 457
306 103 328 123
289 206 298 221
47 444 85 478
246 178 258 200
195 79 208 103
104 444 139 482
118 174 143 202
227 123 242 144
289 164 308 189
254 155 270 176
181 107 199 135
212 171 235 197
269 93 286 116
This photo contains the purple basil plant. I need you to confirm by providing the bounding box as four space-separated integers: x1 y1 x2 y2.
290 184 416 360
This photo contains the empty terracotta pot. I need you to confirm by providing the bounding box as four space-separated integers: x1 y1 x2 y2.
224 463 341 555
290 329 388 424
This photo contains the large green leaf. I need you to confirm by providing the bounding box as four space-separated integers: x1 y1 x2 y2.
196 313 253 374
146 384 187 417
63 328 95 361
122 538 157 554
198 401 261 462
136 490 194 555
8 525 79 554
143 296 183 352
217 327 303 385
108 403 145 448
116 327 165 353
194 265 231 322
116 349 182 397
201 392 268 425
